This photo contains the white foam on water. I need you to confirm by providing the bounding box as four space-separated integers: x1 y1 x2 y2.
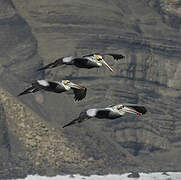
16 172 181 180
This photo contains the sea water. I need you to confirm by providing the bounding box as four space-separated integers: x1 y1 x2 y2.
15 172 181 180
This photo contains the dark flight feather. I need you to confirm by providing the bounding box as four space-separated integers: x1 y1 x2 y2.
18 86 39 96
37 58 64 71
62 118 80 128
104 53 125 60
62 111 89 128
72 87 87 101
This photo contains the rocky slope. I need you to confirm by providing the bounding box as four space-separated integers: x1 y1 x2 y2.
0 87 108 178
149 0 181 29
0 0 181 179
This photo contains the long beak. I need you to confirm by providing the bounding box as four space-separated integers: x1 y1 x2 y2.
70 82 84 89
122 107 142 116
101 59 114 73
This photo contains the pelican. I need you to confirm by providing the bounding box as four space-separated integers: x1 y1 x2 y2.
62 104 147 128
37 53 125 72
18 80 87 101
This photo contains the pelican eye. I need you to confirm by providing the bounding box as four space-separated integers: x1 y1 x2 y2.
95 55 103 61
117 105 123 110
64 80 70 85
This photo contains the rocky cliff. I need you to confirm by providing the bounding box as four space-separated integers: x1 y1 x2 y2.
0 0 181 179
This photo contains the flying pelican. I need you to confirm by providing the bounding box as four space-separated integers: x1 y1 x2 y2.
18 80 87 101
62 104 147 128
37 53 125 72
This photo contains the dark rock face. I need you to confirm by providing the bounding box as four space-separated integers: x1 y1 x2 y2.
0 0 45 178
0 102 11 171
0 0 43 84
148 0 181 29
0 0 45 116
0 0 181 178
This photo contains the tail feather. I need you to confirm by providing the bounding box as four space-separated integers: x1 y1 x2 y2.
37 58 63 71
18 86 39 96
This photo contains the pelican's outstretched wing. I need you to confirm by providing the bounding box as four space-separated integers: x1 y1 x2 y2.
72 87 87 101
82 54 94 57
103 53 125 60
123 104 147 115
62 111 89 128
37 58 64 71
18 80 50 96
17 86 40 96
62 118 80 128
69 82 87 101
83 53 125 60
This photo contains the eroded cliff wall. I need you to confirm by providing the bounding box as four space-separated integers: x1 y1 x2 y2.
0 0 181 178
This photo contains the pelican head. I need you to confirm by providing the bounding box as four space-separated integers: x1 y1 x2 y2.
62 80 71 90
94 54 114 72
62 80 84 90
116 104 142 115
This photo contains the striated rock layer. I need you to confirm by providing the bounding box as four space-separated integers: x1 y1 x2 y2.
0 0 181 178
